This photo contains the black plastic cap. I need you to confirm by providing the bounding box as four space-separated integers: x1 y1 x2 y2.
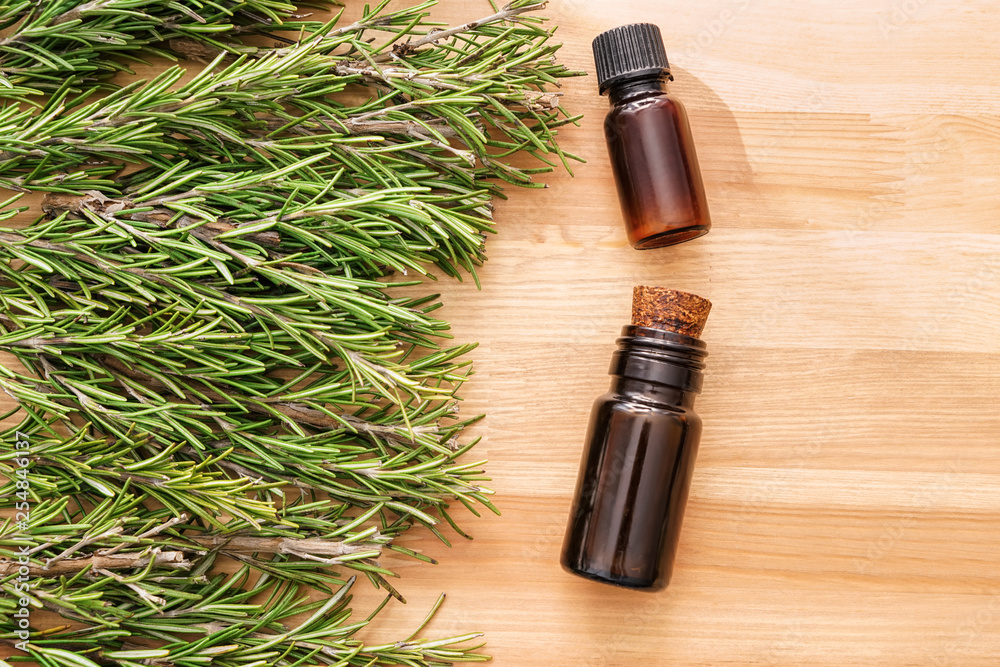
592 23 670 94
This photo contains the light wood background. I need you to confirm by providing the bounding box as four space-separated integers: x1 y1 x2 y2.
350 1 1000 665
5 1 1000 665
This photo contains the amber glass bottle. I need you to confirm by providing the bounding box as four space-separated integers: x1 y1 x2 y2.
593 24 711 249
562 287 710 590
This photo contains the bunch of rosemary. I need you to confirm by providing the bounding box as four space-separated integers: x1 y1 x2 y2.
0 1 581 665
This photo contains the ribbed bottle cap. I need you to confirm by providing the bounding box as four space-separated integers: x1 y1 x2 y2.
592 23 671 94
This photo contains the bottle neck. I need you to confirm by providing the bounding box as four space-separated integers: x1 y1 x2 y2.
606 73 670 106
608 325 707 409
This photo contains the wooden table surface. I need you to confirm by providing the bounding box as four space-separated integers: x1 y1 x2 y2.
351 1 1000 665
4 1 999 665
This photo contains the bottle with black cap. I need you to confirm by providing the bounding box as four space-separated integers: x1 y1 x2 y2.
593 23 711 249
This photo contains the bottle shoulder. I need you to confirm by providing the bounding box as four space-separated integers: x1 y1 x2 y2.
606 91 685 119
593 391 698 420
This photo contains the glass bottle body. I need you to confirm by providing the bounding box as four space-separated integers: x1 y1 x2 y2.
561 327 705 590
604 77 711 249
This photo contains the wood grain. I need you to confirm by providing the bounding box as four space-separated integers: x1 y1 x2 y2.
3 0 1000 665
345 1 1000 665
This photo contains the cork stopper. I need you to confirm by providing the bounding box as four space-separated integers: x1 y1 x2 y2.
631 286 712 338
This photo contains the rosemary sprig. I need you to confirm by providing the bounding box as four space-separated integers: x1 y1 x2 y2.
0 1 583 664
2 564 490 665
0 0 336 91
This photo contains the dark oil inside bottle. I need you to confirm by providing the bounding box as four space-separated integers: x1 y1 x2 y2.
561 326 706 590
605 77 711 249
